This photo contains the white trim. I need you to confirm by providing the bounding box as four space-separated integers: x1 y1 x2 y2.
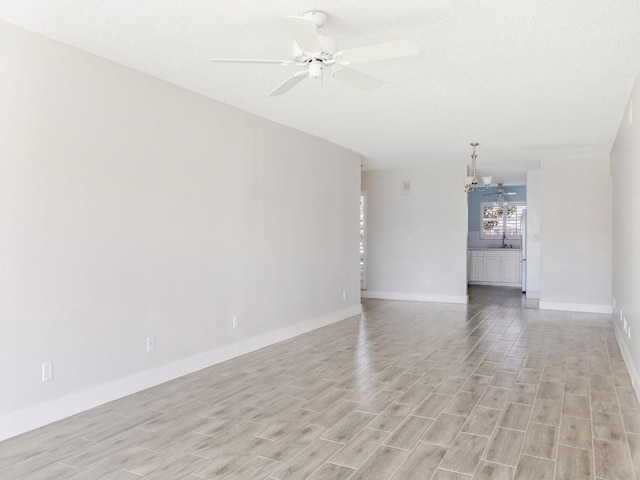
0 304 362 441
361 291 468 304
539 301 612 314
526 290 540 299
614 321 640 406
468 280 522 288
360 191 367 290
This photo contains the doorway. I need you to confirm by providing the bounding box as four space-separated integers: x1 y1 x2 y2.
360 192 367 290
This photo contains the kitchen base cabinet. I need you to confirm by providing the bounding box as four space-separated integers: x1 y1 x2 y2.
470 255 484 282
468 249 522 287
501 256 521 284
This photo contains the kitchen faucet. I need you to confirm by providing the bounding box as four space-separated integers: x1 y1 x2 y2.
502 233 507 248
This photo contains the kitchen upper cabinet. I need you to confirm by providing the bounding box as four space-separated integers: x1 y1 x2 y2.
468 249 521 287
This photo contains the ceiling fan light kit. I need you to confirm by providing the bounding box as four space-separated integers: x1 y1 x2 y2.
481 182 518 207
210 11 419 96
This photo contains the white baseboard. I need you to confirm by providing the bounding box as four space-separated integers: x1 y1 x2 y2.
613 321 640 406
468 280 522 288
525 290 540 299
361 291 468 304
0 304 362 441
539 301 612 314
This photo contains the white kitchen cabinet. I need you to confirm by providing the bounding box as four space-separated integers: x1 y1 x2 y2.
468 249 522 287
470 255 484 282
501 256 522 283
483 254 502 282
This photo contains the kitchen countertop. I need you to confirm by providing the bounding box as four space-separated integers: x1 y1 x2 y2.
468 247 522 251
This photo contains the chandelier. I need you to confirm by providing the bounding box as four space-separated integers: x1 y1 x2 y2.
465 142 493 193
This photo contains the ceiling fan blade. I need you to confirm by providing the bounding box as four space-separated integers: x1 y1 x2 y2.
267 71 308 97
211 58 299 65
285 16 322 53
336 40 419 64
504 192 518 195
330 67 384 92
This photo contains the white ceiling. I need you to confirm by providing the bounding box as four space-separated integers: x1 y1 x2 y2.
2 1 640 182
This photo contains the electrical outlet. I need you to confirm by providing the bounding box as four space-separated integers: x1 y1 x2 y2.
342 291 346 301
232 315 239 329
613 298 616 309
42 362 52 382
147 336 155 352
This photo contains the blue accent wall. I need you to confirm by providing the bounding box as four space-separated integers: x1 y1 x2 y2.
468 185 526 231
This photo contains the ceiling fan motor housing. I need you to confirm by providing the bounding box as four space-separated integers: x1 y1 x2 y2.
292 35 338 62
302 10 328 27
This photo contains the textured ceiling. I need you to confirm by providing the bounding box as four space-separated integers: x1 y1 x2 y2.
1 1 640 182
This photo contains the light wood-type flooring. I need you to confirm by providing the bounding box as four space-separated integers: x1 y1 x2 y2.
3 286 640 479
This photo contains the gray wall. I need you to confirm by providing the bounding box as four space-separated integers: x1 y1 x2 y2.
612 71 640 394
539 156 612 312
362 167 468 303
0 21 362 439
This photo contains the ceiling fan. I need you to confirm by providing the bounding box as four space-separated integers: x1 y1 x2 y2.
483 183 517 206
210 11 419 97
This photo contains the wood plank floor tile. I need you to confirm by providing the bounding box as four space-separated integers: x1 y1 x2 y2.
389 442 446 480
483 427 525 466
413 393 454 419
271 439 342 480
306 463 355 480
439 433 489 475
329 427 388 469
498 402 532 431
3 287 637 480
593 439 636 479
383 415 433 450
522 422 558 460
422 413 467 446
531 399 562 426
348 446 408 480
559 415 593 450
473 461 515 480
592 411 626 444
367 403 415 432
461 406 501 437
477 386 510 410
513 454 555 480
321 411 376 443
556 445 593 479
431 470 472 480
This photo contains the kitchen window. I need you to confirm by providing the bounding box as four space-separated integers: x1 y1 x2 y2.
481 202 526 239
